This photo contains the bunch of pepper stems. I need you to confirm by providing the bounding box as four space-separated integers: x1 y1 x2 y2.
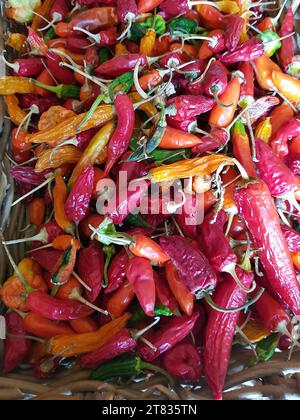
0 0 300 400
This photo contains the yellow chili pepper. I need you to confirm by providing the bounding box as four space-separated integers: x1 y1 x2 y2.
150 155 234 183
140 29 156 56
216 1 240 14
271 71 300 103
0 76 35 95
96 144 108 165
7 32 28 52
38 106 76 131
26 105 115 146
48 312 131 357
68 121 115 188
4 95 27 126
255 118 272 143
35 146 82 173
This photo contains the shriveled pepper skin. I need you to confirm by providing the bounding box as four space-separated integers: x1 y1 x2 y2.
234 179 300 315
163 342 202 382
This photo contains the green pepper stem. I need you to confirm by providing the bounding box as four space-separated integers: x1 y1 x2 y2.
71 289 109 316
204 287 266 313
102 245 116 288
30 78 61 95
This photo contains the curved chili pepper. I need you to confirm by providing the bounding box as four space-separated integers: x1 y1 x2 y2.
278 6 294 71
53 175 74 234
196 5 228 30
220 38 264 65
167 95 215 123
130 233 169 264
3 57 44 77
270 118 300 158
96 53 147 77
126 256 155 317
78 243 104 303
204 268 254 400
137 312 199 362
23 312 74 339
253 54 281 91
271 71 300 103
234 179 300 315
165 261 194 315
28 198 45 227
51 239 79 286
209 76 240 128
163 342 202 382
160 236 217 295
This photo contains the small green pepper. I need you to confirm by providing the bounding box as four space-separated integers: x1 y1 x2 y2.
130 23 147 42
128 304 173 327
98 47 112 65
256 333 280 362
124 213 153 228
169 17 198 36
30 79 80 99
102 245 116 288
257 30 282 57
140 15 166 36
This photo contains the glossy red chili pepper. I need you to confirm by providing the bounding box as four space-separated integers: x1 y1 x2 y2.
224 15 245 51
202 61 228 100
167 95 215 123
192 129 228 154
84 45 100 69
256 139 297 198
50 0 71 22
254 288 290 333
65 166 94 223
137 312 199 362
234 179 300 315
220 38 264 65
159 236 218 295
197 5 228 30
126 256 155 317
105 93 135 174
285 153 300 177
78 243 104 303
80 328 136 367
159 53 184 69
281 225 300 253
239 62 254 106
163 342 202 382
270 118 300 158
96 53 147 77
98 27 118 46
175 192 199 239
199 29 225 60
154 271 178 312
3 312 31 374
105 249 129 294
10 166 48 186
278 6 294 71
65 36 91 54
117 0 137 24
27 290 93 320
18 94 61 114
204 268 254 400
6 57 44 77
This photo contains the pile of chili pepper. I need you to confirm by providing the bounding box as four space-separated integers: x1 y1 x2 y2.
0 0 300 401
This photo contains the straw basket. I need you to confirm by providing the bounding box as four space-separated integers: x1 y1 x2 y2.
0 1 300 401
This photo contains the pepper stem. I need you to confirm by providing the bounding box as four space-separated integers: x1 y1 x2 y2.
223 264 257 293
204 287 265 313
272 0 289 25
117 16 134 42
11 176 55 207
70 289 109 316
3 227 48 246
39 13 61 31
72 271 92 293
133 59 148 99
141 361 175 387
102 245 116 288
133 316 161 340
59 62 110 92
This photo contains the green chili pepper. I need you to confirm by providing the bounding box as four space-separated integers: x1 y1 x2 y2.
109 72 134 99
140 15 166 36
124 213 153 228
128 304 173 327
169 17 198 36
256 333 280 362
44 27 57 41
287 61 300 78
98 47 112 65
130 23 147 42
146 108 167 155
30 79 80 99
257 30 282 57
90 355 174 385
152 148 191 164
102 245 116 288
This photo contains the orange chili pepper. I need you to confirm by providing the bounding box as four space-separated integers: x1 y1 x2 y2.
7 32 28 53
130 234 170 264
53 175 75 235
209 76 241 128
56 276 82 300
28 198 46 227
255 118 272 143
152 36 170 56
165 261 194 316
253 55 281 91
257 17 274 32
34 69 56 97
106 281 135 318
0 77 34 95
269 103 294 137
159 126 202 149
52 235 80 251
55 22 71 38
4 95 27 126
271 71 300 103
134 69 163 92
199 29 224 60
23 312 74 339
138 0 163 13
232 119 257 178
38 106 76 131
115 42 128 56
48 312 131 357
140 29 156 57
238 312 269 344
69 317 98 333
170 42 198 59
35 146 82 173
292 252 300 272
31 0 55 31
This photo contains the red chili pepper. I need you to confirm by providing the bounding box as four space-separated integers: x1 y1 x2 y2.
106 280 135 318
96 53 147 77
220 38 264 65
49 0 71 23
69 316 98 333
97 27 118 46
202 61 228 103
65 36 91 54
159 236 218 295
256 139 297 198
137 312 199 362
175 192 199 239
254 288 290 333
163 342 202 382
80 328 136 367
43 221 65 243
224 15 245 51
18 94 61 114
239 62 254 107
78 243 104 303
105 249 129 294
65 166 94 223
23 312 74 339
285 153 300 177
10 166 48 186
278 6 295 71
154 271 178 312
105 93 135 174
192 129 228 154
3 312 31 374
199 29 225 60
165 261 194 316
84 45 100 69
31 249 63 274
204 268 254 400
4 57 44 77
26 290 93 320
138 0 163 13
270 118 300 158
116 152 148 184
234 179 300 315
197 5 228 30
126 256 155 317
118 0 137 24
167 95 215 123
281 225 300 253
232 119 256 178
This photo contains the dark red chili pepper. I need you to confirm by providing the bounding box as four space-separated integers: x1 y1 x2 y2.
18 94 61 114
192 129 228 154
105 249 129 294
175 192 199 239
66 36 91 54
10 166 48 186
5 57 44 77
70 7 118 33
65 166 94 223
163 342 202 382
3 312 31 374
49 0 71 23
220 38 264 65
137 312 199 362
26 290 93 320
202 61 228 102
256 139 297 198
43 221 65 243
166 116 196 132
80 328 136 367
278 6 295 71
31 249 63 274
167 95 215 123
159 0 190 17
116 152 148 184
270 118 300 158
95 53 148 77
224 15 245 51
285 153 300 177
78 243 104 303
105 93 135 174
234 179 300 315
126 256 155 317
84 45 100 68
117 0 137 24
254 288 290 333
281 225 300 253
76 128 99 151
159 53 184 69
204 268 254 400
154 271 178 312
97 27 118 46
239 62 254 106
159 235 218 295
